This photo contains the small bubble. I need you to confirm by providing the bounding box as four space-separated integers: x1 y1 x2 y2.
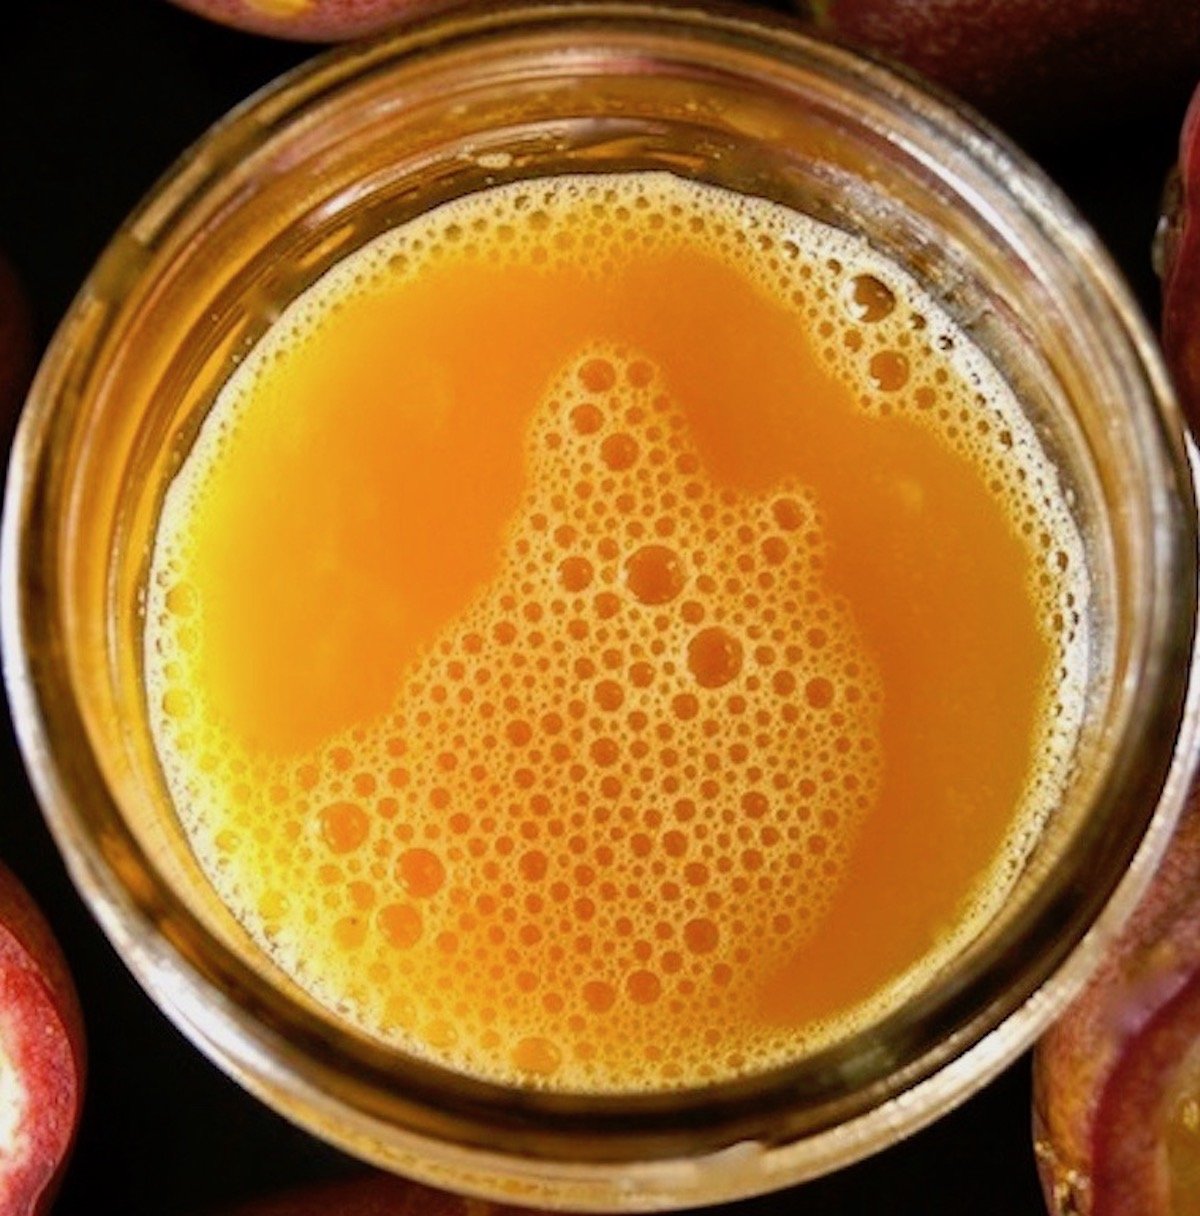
319 802 369 853
742 791 768 818
396 848 445 898
571 403 603 435
591 738 620 767
805 677 835 709
630 661 655 688
165 583 198 617
519 850 548 881
688 627 743 688
425 1018 458 1048
681 600 704 624
771 498 805 531
583 979 616 1012
627 970 662 1005
162 688 193 719
595 680 625 711
844 273 896 322
627 360 653 387
512 1035 562 1077
601 432 639 471
559 555 594 592
761 536 788 565
378 903 422 949
333 916 367 951
579 358 616 392
625 545 685 604
869 350 910 392
506 719 533 746
348 881 375 910
684 918 719 954
684 862 709 887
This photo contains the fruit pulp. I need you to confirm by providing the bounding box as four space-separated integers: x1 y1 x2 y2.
146 173 1087 1089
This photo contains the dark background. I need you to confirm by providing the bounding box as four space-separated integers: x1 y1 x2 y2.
0 3 1192 1213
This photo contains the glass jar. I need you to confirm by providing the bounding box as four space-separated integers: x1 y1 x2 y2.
4 3 1198 1208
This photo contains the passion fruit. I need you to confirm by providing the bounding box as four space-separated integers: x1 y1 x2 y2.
0 863 86 1216
165 0 460 42
1162 84 1200 431
800 1 1200 134
1033 785 1200 1214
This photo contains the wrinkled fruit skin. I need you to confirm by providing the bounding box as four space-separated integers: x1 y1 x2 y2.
1033 789 1200 1216
167 0 461 41
1163 85 1200 432
0 863 86 1216
224 1175 545 1216
1039 80 1200 1216
0 252 33 436
802 0 1200 134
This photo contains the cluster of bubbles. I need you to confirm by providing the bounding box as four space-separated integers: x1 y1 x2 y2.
212 172 1087 741
159 348 883 1087
146 172 1089 1091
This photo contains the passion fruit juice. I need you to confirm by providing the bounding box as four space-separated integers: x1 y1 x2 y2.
145 173 1087 1090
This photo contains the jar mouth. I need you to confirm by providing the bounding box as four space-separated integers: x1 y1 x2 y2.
3 1 1197 1203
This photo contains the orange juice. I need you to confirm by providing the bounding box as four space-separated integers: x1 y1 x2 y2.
145 173 1087 1089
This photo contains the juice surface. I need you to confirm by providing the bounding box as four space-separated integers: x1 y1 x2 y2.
146 174 1087 1090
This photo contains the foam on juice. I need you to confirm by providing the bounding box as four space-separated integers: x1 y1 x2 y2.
145 173 1089 1090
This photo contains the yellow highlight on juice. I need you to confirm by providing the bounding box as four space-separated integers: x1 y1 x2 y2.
146 174 1088 1090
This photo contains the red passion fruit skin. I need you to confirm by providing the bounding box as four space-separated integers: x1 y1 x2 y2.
165 0 463 42
1033 788 1200 1216
1163 84 1200 433
0 863 86 1216
801 0 1200 134
1033 81 1200 1216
